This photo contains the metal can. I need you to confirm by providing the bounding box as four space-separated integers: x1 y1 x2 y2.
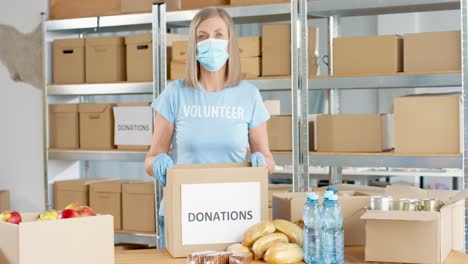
369 196 382 210
369 196 393 211
421 199 443 212
400 199 419 211
398 198 410 211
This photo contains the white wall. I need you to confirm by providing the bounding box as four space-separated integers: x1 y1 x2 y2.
0 0 47 211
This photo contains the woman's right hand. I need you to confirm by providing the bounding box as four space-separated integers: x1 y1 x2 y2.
153 153 174 187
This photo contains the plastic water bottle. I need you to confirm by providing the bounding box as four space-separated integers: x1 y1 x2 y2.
302 192 322 264
323 194 344 264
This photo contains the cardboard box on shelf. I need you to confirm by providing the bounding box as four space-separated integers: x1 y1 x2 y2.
167 0 229 11
49 104 80 149
79 103 115 150
240 57 261 78
125 34 152 82
231 0 288 6
333 35 403 75
50 0 120 20
317 114 394 153
267 115 292 151
114 103 152 151
264 100 280 116
394 94 461 154
262 24 318 77
53 179 111 210
238 36 261 58
85 36 126 83
404 31 461 73
89 180 123 230
0 190 10 212
122 181 155 233
0 213 114 264
53 38 85 84
121 0 162 14
362 186 467 264
273 184 384 246
172 40 188 62
165 163 268 257
170 61 186 80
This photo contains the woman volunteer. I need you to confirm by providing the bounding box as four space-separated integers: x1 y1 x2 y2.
144 7 275 244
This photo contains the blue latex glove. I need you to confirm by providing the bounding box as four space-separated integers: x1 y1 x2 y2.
251 152 266 167
152 153 174 187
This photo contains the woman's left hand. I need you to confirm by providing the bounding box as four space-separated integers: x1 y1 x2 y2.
251 152 267 167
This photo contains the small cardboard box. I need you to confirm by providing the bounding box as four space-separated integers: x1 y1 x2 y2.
79 103 115 150
53 38 85 84
231 0 288 5
394 94 461 154
114 103 152 151
264 100 280 116
167 0 229 11
122 181 155 233
49 104 80 149
85 36 126 83
0 190 10 212
268 184 291 208
362 186 467 264
89 180 123 230
165 163 268 257
121 0 162 14
404 31 461 73
172 40 188 62
238 36 261 58
126 34 152 82
53 179 111 210
0 214 114 264
317 114 394 153
50 0 120 19
170 61 186 80
262 24 318 77
241 57 261 78
267 115 292 151
273 184 384 246
333 35 403 75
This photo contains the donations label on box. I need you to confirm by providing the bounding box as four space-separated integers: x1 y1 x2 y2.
114 106 153 146
181 182 261 245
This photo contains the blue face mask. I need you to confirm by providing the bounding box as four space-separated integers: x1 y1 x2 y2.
196 38 229 72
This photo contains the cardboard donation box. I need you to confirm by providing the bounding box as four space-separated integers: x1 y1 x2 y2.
0 214 114 264
362 186 467 264
49 104 80 149
267 115 292 151
54 179 110 210
89 180 123 230
79 103 115 150
0 190 10 212
122 181 155 233
333 35 403 75
272 184 384 246
53 38 85 84
125 34 153 82
404 31 461 73
317 114 394 152
165 163 268 257
394 94 461 154
114 103 152 151
85 36 126 83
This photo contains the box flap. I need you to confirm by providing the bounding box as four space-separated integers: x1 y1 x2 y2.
333 184 385 195
125 33 152 45
86 36 124 46
116 102 150 107
122 181 154 194
398 93 461 99
79 103 113 114
54 38 84 48
55 179 114 192
90 180 121 193
50 104 78 113
361 210 439 222
172 162 251 170
442 188 468 208
385 185 428 200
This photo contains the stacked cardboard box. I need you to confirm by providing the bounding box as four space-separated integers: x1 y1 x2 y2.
49 104 80 149
122 181 156 233
86 36 126 83
239 36 262 78
53 179 114 210
267 115 292 151
170 40 188 80
79 104 115 150
125 34 152 82
53 39 85 84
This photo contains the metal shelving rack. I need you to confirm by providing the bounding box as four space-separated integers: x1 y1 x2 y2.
42 0 467 250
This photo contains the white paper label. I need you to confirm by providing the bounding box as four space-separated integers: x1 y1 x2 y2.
181 182 261 245
114 106 153 146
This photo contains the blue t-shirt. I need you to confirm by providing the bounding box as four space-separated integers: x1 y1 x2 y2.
151 79 270 165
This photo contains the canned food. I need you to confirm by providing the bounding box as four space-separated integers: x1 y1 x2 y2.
421 199 443 212
401 199 419 211
369 196 393 211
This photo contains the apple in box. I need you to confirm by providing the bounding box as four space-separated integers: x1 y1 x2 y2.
0 211 22 224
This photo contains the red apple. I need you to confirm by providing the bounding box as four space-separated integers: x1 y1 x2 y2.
77 206 95 217
59 209 79 219
0 211 22 225
64 203 81 211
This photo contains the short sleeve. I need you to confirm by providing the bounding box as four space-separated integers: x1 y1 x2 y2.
248 88 271 129
151 81 180 124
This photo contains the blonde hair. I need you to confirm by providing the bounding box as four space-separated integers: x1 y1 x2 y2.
184 7 241 88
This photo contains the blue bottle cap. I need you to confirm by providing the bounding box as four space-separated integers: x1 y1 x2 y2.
323 191 334 199
329 194 339 201
306 192 319 200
